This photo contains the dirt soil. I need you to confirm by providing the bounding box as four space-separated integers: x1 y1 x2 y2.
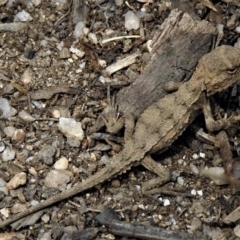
1 0 240 239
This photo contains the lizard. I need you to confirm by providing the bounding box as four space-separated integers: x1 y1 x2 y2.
1 45 240 228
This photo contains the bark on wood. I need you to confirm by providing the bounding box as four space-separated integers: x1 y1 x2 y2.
92 9 217 131
117 9 217 117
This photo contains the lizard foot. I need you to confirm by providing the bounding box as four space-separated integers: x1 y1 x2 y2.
203 98 240 132
101 86 125 134
206 113 240 132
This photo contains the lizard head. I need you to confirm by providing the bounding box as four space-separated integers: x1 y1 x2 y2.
201 45 240 96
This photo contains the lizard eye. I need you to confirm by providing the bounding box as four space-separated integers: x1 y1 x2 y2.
228 68 237 74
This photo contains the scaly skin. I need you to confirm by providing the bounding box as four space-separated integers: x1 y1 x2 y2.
1 45 240 228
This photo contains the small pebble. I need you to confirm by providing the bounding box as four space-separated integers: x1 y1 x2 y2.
12 129 26 142
44 170 73 190
163 198 170 206
234 225 240 237
31 100 46 109
138 204 145 210
88 32 98 44
192 153 199 160
125 11 140 30
197 190 203 196
58 117 84 147
59 48 71 59
54 157 69 170
0 98 17 118
70 46 85 58
0 208 10 217
131 205 138 212
14 10 33 21
73 21 85 38
191 189 197 196
31 200 39 206
2 146 15 162
18 110 35 122
111 179 120 188
177 176 184 185
6 172 27 190
39 231 51 240
200 167 227 185
38 145 56 165
190 163 199 175
3 126 16 138
20 67 34 84
41 214 50 224
11 203 27 213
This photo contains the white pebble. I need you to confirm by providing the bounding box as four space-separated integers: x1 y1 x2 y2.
2 146 15 161
138 204 145 210
30 200 39 206
69 46 85 58
0 208 10 217
163 198 170 206
20 67 33 85
192 153 199 159
41 214 50 224
14 10 33 22
235 26 240 34
52 109 61 118
191 189 197 196
199 152 206 158
31 100 46 109
88 32 98 44
200 167 227 185
177 176 184 185
54 157 69 170
58 117 84 144
234 225 240 237
44 170 73 190
98 59 107 68
190 163 199 175
197 190 203 196
3 126 16 138
18 110 35 122
31 0 41 6
0 98 17 118
135 185 141 192
125 11 140 30
73 21 85 38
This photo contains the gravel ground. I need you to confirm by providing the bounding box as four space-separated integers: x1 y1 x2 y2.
1 0 240 239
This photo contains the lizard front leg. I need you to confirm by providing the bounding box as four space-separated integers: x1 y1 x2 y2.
102 86 137 142
101 86 125 134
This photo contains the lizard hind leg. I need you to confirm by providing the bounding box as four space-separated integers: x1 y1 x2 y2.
141 155 171 195
101 85 125 134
